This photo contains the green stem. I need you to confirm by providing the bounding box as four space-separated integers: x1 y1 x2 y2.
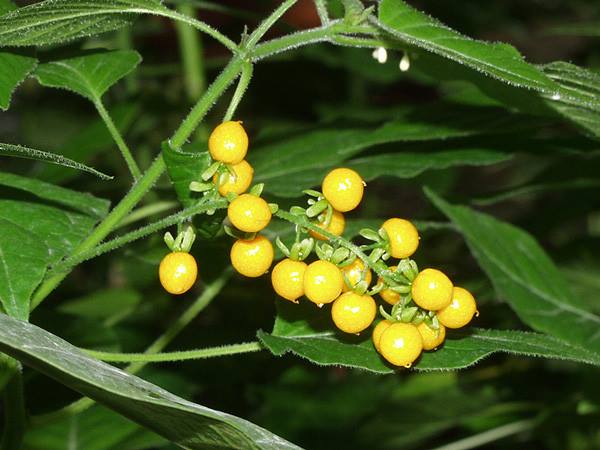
313 0 329 24
115 201 178 229
1 369 26 450
84 341 263 363
50 199 227 274
94 99 142 180
224 61 253 121
32 270 232 423
175 3 206 101
245 0 298 49
428 419 537 450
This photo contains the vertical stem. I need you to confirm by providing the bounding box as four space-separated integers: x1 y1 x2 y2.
224 61 253 121
94 99 142 180
1 369 26 450
314 0 329 24
175 3 206 101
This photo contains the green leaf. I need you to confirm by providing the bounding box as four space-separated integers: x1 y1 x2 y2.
425 188 600 354
0 0 15 16
0 313 301 450
258 301 600 372
0 51 36 110
34 50 141 102
376 0 558 94
0 172 109 320
0 143 112 179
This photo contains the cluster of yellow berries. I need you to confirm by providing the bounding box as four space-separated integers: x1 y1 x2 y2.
159 121 478 369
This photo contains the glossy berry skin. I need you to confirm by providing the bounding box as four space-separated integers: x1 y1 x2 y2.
379 323 423 368
381 218 419 259
214 160 254 196
341 258 372 292
437 287 477 328
271 259 307 302
208 121 248 164
227 194 272 232
230 235 273 278
417 322 446 350
411 268 453 311
331 292 376 334
379 265 400 305
159 252 198 295
372 319 392 352
309 210 345 241
303 260 344 305
322 168 364 212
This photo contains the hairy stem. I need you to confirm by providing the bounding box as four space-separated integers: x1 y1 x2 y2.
94 99 141 180
1 369 26 450
84 341 263 363
224 61 253 121
245 0 298 49
116 201 178 229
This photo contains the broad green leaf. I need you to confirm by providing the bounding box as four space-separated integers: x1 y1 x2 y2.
0 143 112 179
0 51 36 110
252 105 518 197
161 142 211 207
34 50 141 102
426 189 600 353
35 103 139 184
258 302 600 372
0 172 109 319
0 314 301 450
376 0 559 94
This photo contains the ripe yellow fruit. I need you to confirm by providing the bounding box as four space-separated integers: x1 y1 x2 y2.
227 194 272 233
331 292 376 334
322 168 364 212
271 259 307 302
214 160 254 196
303 260 344 305
378 323 423 368
381 218 419 259
159 252 198 295
309 209 345 241
411 268 453 311
341 258 372 292
416 322 446 350
208 121 248 164
230 235 273 278
437 287 478 329
379 265 400 305
372 320 392 352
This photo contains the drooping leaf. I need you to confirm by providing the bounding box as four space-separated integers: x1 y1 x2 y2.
34 50 141 102
0 51 36 110
426 188 600 353
252 105 521 197
0 313 301 450
258 302 600 372
376 0 558 94
0 143 112 179
0 172 109 319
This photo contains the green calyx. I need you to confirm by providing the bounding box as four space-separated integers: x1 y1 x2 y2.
164 225 196 252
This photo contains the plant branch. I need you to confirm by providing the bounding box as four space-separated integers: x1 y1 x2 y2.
313 0 329 25
246 0 298 49
94 98 141 180
116 201 178 229
83 341 263 363
224 61 253 121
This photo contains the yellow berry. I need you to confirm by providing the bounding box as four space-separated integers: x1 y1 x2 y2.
341 258 372 292
379 265 400 305
381 218 419 259
303 260 344 305
331 292 376 334
416 322 446 350
208 121 248 164
411 268 453 311
379 323 423 368
230 235 273 278
309 209 345 241
159 252 198 295
322 168 364 212
228 194 272 233
271 259 307 302
214 160 254 196
372 319 392 352
437 287 478 329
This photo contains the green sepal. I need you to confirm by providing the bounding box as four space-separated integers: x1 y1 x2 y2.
303 189 322 198
201 161 222 181
331 247 351 265
249 183 264 196
290 206 306 216
359 228 381 242
290 238 314 261
268 203 279 214
306 199 329 218
315 243 334 261
379 305 394 321
189 181 213 192
164 231 176 251
275 237 291 258
400 306 418 323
